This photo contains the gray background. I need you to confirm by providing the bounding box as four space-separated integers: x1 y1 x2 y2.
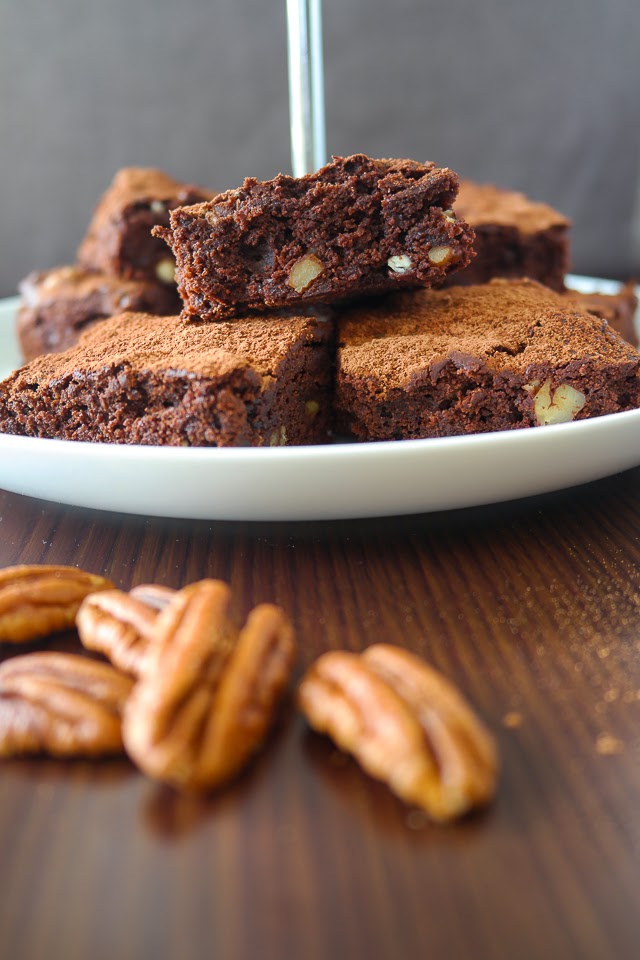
1 0 639 297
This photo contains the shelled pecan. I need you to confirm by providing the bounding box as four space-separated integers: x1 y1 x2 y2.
298 645 498 822
77 585 175 677
123 579 295 790
0 565 114 644
0 652 133 757
199 602 296 786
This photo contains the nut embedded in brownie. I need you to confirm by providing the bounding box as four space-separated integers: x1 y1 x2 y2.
0 311 333 447
449 181 570 292
154 154 475 321
17 265 181 361
335 279 640 441
77 167 214 285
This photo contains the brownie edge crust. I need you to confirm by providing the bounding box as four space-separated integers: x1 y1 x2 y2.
0 311 333 447
155 154 475 321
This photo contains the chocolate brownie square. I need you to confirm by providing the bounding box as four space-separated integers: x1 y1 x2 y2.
449 181 570 291
154 154 475 321
0 311 333 447
562 282 638 346
17 266 180 361
77 168 214 285
335 279 640 441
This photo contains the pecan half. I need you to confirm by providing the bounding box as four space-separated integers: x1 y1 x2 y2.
363 645 498 818
77 586 175 677
123 580 295 790
0 565 114 644
0 652 133 757
298 645 498 821
198 603 295 786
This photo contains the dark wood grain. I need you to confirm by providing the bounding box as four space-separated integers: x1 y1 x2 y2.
2 469 640 959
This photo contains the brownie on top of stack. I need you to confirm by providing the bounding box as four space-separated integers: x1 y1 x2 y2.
154 154 475 320
449 179 638 345
77 167 214 287
449 180 570 292
16 168 214 362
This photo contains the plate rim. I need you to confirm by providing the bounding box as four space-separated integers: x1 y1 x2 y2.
1 278 639 519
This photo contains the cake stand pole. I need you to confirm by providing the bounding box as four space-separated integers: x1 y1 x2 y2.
286 0 326 176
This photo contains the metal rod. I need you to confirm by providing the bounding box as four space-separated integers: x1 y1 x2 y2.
286 0 327 177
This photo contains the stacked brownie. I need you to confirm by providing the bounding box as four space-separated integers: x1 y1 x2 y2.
2 154 477 446
334 280 640 441
2 153 639 448
449 180 570 292
449 179 638 344
17 265 178 362
16 168 213 361
155 154 475 320
561 283 638 347
0 311 333 447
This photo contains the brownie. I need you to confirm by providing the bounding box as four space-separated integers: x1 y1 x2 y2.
77 168 214 285
154 154 475 321
561 282 638 346
0 311 333 447
335 279 640 441
17 265 180 361
449 181 570 291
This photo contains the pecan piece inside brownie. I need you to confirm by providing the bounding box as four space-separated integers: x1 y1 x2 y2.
154 154 475 321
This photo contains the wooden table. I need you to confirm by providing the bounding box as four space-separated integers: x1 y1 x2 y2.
1 469 640 960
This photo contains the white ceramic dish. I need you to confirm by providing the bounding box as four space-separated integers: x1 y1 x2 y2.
0 278 638 521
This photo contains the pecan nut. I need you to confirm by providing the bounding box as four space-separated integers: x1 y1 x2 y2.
363 645 498 817
198 602 296 786
298 645 498 821
0 652 133 757
77 586 175 677
0 565 114 644
123 580 295 790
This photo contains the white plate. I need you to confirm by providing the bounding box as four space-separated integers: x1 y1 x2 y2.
0 279 638 521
